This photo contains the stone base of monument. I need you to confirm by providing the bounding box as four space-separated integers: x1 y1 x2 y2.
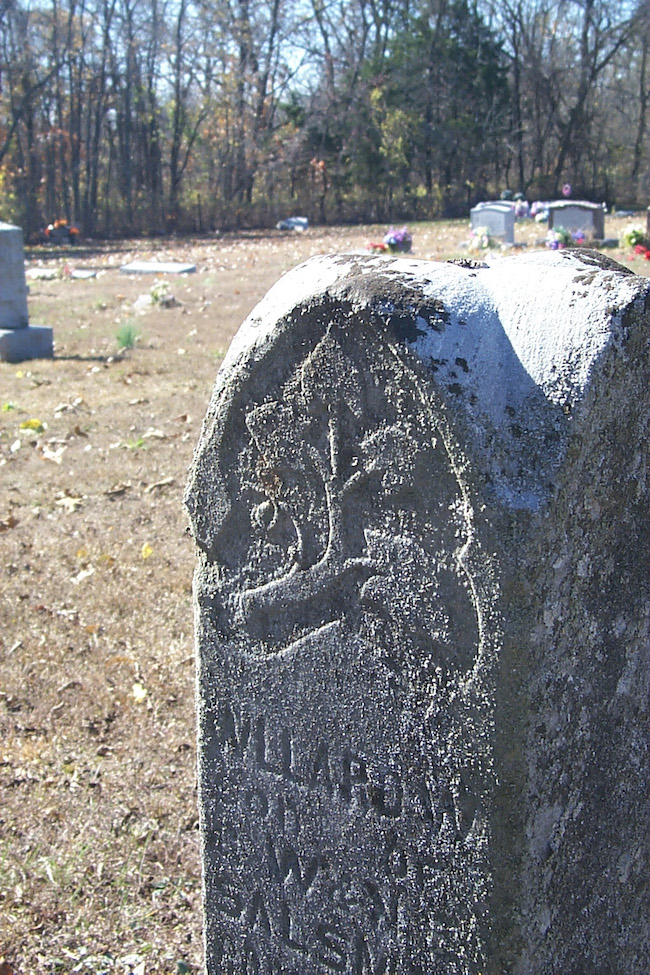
0 324 54 362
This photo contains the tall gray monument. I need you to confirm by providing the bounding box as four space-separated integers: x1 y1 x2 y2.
0 222 53 362
186 250 649 975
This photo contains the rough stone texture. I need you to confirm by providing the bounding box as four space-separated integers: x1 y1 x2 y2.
0 221 53 362
186 250 649 975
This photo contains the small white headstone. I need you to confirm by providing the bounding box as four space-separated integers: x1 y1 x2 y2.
470 202 515 244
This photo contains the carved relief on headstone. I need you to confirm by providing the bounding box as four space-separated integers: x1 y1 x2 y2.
187 250 650 975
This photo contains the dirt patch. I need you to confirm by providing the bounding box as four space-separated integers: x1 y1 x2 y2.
0 218 645 974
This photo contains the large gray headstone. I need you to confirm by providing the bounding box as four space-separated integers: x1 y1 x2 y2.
0 221 29 328
469 201 515 244
186 250 649 975
548 201 606 239
0 222 53 362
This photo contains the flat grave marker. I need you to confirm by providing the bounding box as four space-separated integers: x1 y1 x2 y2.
120 260 196 275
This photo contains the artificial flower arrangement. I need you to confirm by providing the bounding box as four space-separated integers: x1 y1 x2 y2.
632 243 650 260
468 225 496 251
622 225 647 249
530 201 550 223
43 218 80 243
368 226 413 254
546 226 585 249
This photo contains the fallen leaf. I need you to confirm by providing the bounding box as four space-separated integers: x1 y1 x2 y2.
55 495 83 513
106 654 135 667
132 682 148 703
42 445 67 464
141 542 153 560
20 417 46 433
145 477 175 493
0 514 18 532
70 565 95 585
105 482 131 496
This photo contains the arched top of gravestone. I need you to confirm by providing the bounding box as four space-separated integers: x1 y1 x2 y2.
187 250 648 527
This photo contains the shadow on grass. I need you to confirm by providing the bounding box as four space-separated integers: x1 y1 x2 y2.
24 242 133 261
53 352 133 363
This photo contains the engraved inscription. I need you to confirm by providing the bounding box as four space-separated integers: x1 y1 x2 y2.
205 699 488 972
214 703 405 818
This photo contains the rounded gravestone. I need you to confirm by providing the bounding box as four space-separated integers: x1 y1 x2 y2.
187 251 650 975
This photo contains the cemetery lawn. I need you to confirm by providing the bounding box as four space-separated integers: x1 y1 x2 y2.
0 217 646 974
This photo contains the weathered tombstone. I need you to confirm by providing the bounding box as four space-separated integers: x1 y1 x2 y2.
0 222 53 362
469 201 515 244
548 200 606 239
186 250 650 975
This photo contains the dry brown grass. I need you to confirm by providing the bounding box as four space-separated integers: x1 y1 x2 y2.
0 217 646 975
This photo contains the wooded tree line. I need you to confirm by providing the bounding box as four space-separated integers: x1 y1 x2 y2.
0 0 647 237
